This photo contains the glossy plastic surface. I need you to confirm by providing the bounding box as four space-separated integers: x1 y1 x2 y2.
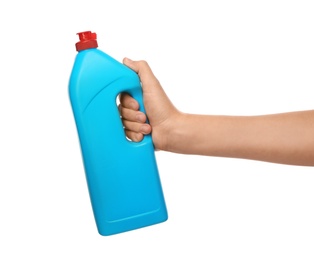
69 47 167 236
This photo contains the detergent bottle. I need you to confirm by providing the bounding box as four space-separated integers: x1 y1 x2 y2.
68 31 168 236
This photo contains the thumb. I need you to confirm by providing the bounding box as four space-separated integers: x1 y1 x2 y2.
123 58 160 92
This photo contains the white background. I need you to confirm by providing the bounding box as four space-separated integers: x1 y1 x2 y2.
1 0 314 259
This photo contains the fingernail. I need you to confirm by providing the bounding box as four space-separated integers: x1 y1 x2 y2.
140 125 149 134
124 57 133 63
130 101 139 110
136 113 145 122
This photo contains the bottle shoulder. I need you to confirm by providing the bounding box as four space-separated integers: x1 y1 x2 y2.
76 49 136 77
69 49 140 112
70 49 139 88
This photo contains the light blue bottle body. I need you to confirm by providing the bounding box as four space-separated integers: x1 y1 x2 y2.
69 47 167 236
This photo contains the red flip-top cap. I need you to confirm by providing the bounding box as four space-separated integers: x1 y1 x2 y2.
75 31 98 51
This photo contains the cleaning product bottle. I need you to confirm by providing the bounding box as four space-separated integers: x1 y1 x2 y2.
68 31 168 236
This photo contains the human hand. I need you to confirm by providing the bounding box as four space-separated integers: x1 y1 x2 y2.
119 58 180 151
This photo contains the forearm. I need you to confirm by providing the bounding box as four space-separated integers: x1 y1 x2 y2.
167 110 314 166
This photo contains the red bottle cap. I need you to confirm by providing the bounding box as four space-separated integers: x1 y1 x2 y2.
75 31 98 52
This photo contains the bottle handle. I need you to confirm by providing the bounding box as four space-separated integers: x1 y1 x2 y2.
127 86 145 113
123 86 153 145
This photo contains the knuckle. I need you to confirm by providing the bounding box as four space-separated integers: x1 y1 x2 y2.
138 60 148 67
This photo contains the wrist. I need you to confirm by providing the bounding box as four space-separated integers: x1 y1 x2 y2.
161 111 190 153
152 109 185 152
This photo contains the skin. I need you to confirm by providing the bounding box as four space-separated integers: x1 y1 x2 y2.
119 58 314 166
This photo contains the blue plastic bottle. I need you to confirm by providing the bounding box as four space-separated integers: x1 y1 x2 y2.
68 31 168 236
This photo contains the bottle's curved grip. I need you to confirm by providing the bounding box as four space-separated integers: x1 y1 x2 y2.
123 86 153 145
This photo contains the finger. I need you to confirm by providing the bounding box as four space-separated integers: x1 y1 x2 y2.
122 119 152 135
120 106 147 123
125 130 144 142
119 92 139 110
